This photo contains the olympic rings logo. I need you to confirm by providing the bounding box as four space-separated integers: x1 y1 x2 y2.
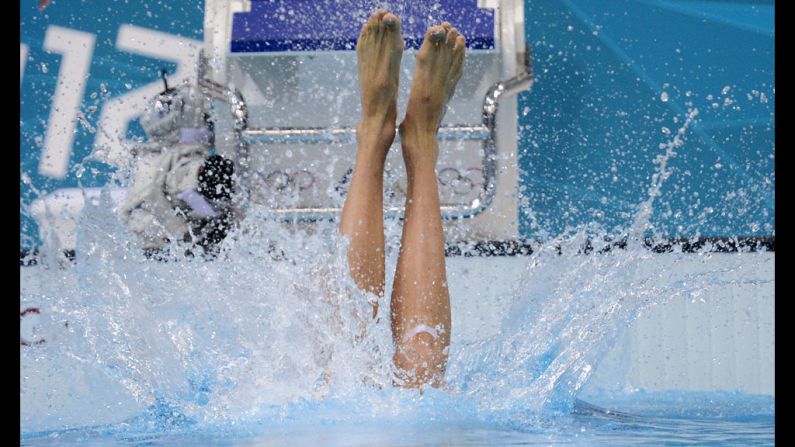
253 166 484 200
20 307 70 347
254 169 316 194
438 167 484 196
388 167 484 197
20 307 46 347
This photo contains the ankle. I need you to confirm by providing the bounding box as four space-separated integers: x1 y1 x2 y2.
399 113 439 138
358 118 397 148
399 120 439 171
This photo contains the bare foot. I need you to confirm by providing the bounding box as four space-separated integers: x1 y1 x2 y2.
356 9 404 154
400 22 466 166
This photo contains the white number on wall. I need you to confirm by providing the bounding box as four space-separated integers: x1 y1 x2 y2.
39 26 95 178
20 43 28 85
23 25 201 177
93 25 201 168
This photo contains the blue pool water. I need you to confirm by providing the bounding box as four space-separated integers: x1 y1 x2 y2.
21 395 773 445
20 184 774 445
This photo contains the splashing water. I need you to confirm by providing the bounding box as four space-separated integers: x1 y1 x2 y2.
20 106 771 443
629 108 699 246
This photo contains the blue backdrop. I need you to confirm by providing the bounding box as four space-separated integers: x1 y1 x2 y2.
20 0 774 250
517 0 774 239
20 0 205 250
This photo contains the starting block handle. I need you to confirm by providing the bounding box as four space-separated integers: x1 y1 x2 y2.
197 33 533 220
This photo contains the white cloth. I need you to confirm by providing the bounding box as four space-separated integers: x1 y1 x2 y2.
178 189 218 218
119 142 210 249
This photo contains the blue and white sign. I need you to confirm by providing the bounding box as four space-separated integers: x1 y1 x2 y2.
20 0 204 251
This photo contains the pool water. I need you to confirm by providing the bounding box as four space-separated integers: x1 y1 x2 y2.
21 396 773 445
20 189 774 445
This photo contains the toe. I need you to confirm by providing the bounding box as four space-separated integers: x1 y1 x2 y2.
446 28 459 48
450 58 464 83
367 9 386 31
427 25 447 44
441 21 452 31
451 35 466 78
371 9 387 21
453 35 466 52
383 12 401 32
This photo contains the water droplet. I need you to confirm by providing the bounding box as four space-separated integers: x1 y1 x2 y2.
76 113 94 133
661 127 671 135
660 92 669 102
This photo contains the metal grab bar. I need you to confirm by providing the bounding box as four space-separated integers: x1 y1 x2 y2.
197 44 533 220
474 48 534 220
244 125 489 144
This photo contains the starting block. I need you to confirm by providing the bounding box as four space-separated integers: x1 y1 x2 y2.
200 0 532 237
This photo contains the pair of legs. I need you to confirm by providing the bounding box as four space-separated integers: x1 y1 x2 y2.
339 10 465 388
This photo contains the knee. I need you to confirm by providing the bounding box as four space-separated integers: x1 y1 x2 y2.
393 332 448 388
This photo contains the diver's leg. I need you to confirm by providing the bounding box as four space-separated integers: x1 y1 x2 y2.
392 23 465 388
340 10 403 312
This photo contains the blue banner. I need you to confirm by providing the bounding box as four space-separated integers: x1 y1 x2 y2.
518 0 774 238
231 0 495 52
